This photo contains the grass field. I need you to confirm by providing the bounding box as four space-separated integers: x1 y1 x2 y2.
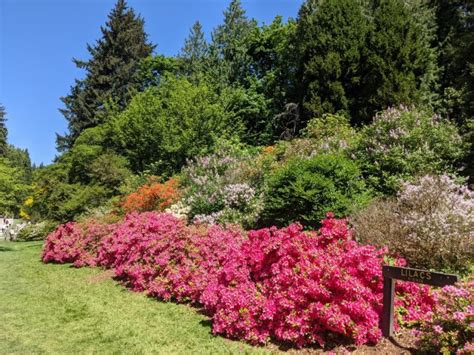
0 241 270 354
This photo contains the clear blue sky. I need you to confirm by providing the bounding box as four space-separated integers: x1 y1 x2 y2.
0 0 301 165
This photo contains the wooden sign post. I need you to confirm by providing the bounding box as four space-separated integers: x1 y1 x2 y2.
381 265 458 337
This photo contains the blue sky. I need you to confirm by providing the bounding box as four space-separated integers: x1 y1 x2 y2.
0 0 302 165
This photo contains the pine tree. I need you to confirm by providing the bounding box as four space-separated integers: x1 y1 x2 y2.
179 21 209 78
210 0 257 86
0 104 8 157
58 0 155 150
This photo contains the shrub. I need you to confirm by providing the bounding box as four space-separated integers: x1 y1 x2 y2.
261 153 372 228
15 220 57 242
96 212 246 303
202 214 435 347
356 106 465 193
303 114 360 154
352 175 474 274
42 220 112 267
181 144 263 228
414 281 474 354
121 177 181 213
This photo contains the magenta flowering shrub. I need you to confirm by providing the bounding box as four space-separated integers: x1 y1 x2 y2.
415 281 474 354
201 214 435 347
42 212 437 349
97 212 246 303
41 220 112 267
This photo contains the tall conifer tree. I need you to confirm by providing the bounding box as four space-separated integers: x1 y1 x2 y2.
210 0 257 86
179 21 209 78
58 0 154 150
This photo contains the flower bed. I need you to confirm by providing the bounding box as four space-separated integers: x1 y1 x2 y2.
42 212 437 349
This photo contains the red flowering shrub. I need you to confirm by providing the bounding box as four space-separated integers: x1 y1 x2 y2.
42 212 436 349
202 214 435 347
41 220 112 267
121 177 181 213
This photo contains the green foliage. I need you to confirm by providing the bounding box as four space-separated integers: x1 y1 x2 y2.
261 153 371 228
303 114 360 154
178 21 209 80
209 0 257 86
136 55 179 89
246 17 298 140
104 75 240 176
358 0 439 121
356 106 465 194
434 0 474 125
0 158 31 216
15 220 57 242
29 161 115 223
58 0 155 149
5 145 33 183
295 0 439 125
295 0 369 121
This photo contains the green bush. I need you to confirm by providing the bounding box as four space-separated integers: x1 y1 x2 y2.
261 153 372 228
104 75 241 177
356 106 465 194
15 220 57 242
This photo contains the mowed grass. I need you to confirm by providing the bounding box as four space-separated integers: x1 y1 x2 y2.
0 241 271 354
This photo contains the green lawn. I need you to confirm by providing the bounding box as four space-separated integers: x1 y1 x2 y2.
0 241 271 354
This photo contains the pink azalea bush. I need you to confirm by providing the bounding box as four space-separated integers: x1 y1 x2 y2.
42 212 437 349
202 214 435 347
41 220 112 267
96 212 245 303
415 280 474 354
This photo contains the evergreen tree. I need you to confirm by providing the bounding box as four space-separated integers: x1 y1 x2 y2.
295 0 439 126
210 0 257 86
178 21 209 79
357 0 439 123
295 0 369 126
58 0 155 150
0 104 7 157
246 17 298 140
433 0 474 124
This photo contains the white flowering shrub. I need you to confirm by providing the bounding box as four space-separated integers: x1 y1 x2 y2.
165 201 191 220
352 175 474 274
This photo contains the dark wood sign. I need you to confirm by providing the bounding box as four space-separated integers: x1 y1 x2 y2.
380 265 458 338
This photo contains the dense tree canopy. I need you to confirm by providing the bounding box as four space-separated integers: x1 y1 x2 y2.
12 0 471 223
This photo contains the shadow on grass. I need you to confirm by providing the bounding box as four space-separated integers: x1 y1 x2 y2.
0 245 14 252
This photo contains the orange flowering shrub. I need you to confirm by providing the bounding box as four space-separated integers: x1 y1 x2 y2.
121 178 181 213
